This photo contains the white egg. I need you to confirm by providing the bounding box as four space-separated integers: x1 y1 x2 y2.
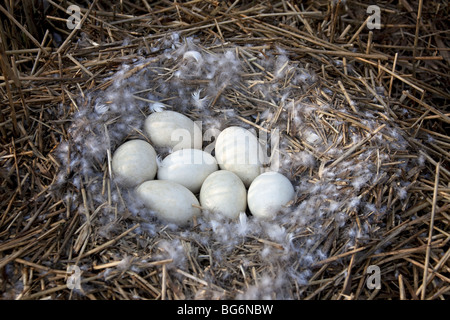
247 172 295 219
214 126 265 187
157 149 218 193
199 170 247 220
136 180 201 226
111 139 157 187
144 110 202 151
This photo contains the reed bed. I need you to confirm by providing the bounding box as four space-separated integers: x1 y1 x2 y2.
0 0 449 300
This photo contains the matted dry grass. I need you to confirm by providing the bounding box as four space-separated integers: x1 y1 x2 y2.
0 0 449 300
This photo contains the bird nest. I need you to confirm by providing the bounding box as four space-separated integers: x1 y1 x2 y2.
0 1 449 300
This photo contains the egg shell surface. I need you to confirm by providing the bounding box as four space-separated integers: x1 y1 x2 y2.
157 149 218 193
111 139 157 187
144 110 202 151
247 171 295 219
214 126 265 187
136 180 201 226
199 170 247 219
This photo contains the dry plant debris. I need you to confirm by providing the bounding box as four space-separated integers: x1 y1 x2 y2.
0 0 449 300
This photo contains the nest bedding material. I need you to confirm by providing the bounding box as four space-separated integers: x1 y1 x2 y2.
0 1 449 300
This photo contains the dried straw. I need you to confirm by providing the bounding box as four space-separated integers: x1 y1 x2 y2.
0 0 449 300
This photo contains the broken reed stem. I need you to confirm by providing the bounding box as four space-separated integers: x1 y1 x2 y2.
420 162 440 300
403 90 450 125
388 53 398 99
74 224 140 260
161 264 167 300
412 0 423 77
347 15 370 45
356 57 425 94
23 275 100 300
338 80 356 112
327 124 386 169
0 4 49 56
30 29 50 76
313 246 367 267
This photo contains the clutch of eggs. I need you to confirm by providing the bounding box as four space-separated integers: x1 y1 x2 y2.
111 110 295 225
